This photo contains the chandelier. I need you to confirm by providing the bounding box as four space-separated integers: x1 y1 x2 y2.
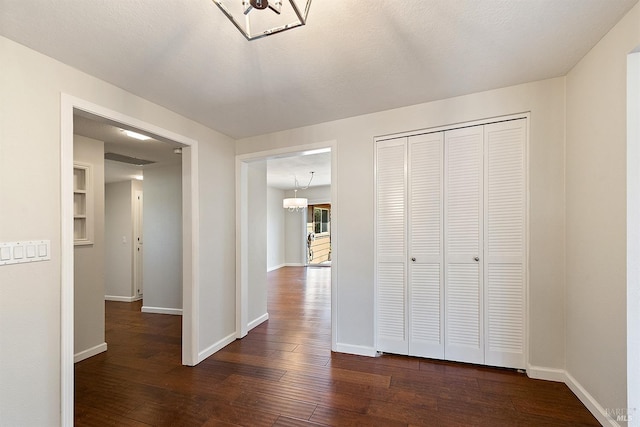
283 172 314 212
212 0 312 41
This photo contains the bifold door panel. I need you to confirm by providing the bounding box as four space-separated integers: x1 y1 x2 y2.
375 118 527 369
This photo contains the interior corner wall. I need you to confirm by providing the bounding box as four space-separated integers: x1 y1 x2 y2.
142 163 183 312
73 135 105 357
297 185 331 204
0 36 236 425
105 180 134 299
565 2 640 418
236 76 567 366
248 162 268 325
267 186 285 271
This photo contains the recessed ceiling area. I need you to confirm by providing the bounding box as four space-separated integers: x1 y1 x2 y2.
73 114 182 183
1 1 637 139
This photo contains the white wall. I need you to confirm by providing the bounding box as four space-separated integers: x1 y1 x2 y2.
0 36 236 425
142 163 183 312
297 184 331 204
248 162 268 326
105 180 134 299
565 2 640 421
237 77 567 369
267 186 285 271
73 135 105 358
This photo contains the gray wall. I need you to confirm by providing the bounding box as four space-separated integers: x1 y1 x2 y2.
248 162 267 326
266 186 285 271
565 3 640 418
142 163 183 312
105 180 134 299
73 135 105 357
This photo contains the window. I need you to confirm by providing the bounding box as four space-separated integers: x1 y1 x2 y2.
314 207 330 234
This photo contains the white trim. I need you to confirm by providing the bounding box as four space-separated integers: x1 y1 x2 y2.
141 306 183 316
104 295 141 302
198 332 237 362
267 264 286 272
526 365 566 382
74 343 107 363
60 93 200 425
285 263 306 267
374 112 530 143
565 371 620 427
335 343 377 357
236 140 338 353
526 366 621 426
248 313 269 331
627 50 640 427
60 94 75 427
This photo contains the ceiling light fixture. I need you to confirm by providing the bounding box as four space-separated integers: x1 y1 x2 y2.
122 130 151 141
212 0 312 41
283 171 314 212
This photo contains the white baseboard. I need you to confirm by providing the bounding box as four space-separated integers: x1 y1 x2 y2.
74 342 107 363
141 306 183 316
248 313 269 331
526 364 566 382
198 332 237 363
105 295 141 302
526 365 619 427
565 371 620 427
285 263 306 267
267 264 286 272
335 343 377 357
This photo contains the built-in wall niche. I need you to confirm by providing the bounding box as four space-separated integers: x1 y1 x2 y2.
73 162 94 245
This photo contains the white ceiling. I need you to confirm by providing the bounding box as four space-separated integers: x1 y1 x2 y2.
1 1 637 140
267 150 331 190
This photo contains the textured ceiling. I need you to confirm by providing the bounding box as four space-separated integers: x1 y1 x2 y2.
1 1 638 139
267 151 331 190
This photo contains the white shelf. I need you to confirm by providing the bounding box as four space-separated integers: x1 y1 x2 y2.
73 162 93 245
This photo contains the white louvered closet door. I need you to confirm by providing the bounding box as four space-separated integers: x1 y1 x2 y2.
484 120 526 369
407 133 444 359
376 138 408 355
444 126 484 365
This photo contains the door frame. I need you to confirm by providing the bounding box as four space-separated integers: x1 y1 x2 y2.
133 189 144 299
626 49 640 425
60 94 200 425
235 141 338 351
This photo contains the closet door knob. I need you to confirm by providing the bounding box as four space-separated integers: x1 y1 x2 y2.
474 257 479 262
411 257 416 262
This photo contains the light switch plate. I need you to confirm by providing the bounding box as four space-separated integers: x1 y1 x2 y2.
0 240 51 266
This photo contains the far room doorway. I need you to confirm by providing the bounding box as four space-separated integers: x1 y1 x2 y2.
236 142 338 350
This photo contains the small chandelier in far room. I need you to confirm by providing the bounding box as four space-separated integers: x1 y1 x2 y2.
212 0 312 41
283 172 314 212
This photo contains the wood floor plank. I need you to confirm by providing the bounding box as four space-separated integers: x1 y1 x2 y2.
75 266 599 426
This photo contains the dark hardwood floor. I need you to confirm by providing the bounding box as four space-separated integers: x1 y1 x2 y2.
75 267 599 426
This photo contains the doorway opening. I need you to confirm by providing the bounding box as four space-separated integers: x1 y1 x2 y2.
61 94 200 424
236 142 338 350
